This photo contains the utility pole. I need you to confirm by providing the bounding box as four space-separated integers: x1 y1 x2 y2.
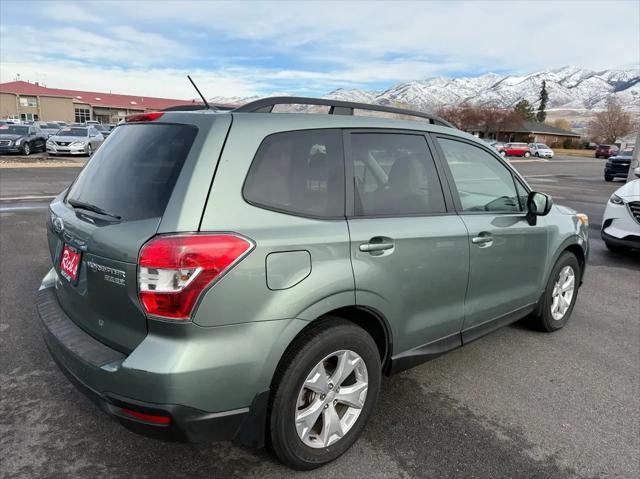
627 130 640 182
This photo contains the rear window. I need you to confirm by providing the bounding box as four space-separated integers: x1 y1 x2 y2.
66 123 197 221
243 129 344 218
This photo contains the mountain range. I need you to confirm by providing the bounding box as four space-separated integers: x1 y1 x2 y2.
210 66 640 113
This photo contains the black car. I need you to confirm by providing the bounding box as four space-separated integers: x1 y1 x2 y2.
0 124 48 155
604 148 635 181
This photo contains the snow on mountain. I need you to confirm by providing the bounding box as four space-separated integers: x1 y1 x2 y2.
210 66 640 113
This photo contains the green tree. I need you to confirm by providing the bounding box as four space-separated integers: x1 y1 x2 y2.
536 80 549 122
514 99 536 121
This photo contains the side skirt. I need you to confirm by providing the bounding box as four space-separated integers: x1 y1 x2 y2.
461 303 535 345
388 303 537 375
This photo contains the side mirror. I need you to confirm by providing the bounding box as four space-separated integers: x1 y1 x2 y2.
526 191 553 225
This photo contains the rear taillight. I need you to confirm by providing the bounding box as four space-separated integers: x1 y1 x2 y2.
138 234 253 320
125 112 164 122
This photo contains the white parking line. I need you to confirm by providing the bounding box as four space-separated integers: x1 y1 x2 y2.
0 195 56 201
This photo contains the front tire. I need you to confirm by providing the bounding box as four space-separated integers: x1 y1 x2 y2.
86 144 93 157
22 142 31 156
531 252 580 332
524 151 531 158
604 175 613 182
269 319 381 470
500 150 507 157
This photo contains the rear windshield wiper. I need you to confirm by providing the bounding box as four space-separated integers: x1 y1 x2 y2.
68 199 122 220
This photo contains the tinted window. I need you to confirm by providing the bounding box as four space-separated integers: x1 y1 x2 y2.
67 123 197 221
437 138 522 213
243 129 344 218
351 133 445 216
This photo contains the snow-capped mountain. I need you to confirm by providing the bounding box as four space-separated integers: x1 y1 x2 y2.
210 66 639 113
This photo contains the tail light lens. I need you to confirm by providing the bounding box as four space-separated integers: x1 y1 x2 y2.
138 234 254 320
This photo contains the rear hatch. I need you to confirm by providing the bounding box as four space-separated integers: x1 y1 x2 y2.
47 119 202 353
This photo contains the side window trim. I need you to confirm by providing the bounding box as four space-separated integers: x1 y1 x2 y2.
343 128 453 218
430 133 529 216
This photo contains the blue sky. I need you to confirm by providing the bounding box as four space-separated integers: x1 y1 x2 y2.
1 0 638 99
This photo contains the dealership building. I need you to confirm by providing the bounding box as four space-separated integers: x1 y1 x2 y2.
0 80 210 123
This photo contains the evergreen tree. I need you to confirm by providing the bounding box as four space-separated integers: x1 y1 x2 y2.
536 80 549 122
514 99 536 121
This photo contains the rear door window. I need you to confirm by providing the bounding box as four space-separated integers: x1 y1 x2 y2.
349 133 446 216
243 129 345 218
66 123 197 221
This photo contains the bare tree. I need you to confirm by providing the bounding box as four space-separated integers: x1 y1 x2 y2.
552 118 572 130
437 104 521 140
588 97 635 143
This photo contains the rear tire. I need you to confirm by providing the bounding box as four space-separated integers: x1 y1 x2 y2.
86 144 93 157
524 151 531 158
535 152 539 157
531 252 580 332
500 150 507 157
268 318 381 470
604 175 613 182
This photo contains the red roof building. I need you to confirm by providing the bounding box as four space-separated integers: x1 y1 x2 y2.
0 80 207 123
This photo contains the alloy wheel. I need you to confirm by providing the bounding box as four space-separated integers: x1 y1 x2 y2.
295 349 368 448
551 265 575 320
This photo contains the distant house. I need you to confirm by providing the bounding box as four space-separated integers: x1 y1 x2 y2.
479 120 581 145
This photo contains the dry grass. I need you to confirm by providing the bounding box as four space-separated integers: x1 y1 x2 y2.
554 149 597 158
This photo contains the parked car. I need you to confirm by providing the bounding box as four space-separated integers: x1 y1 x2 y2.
601 179 640 252
528 143 554 158
500 142 531 157
36 122 62 137
37 98 589 470
52 121 68 127
604 148 635 181
595 144 619 159
93 123 112 138
46 126 104 156
0 124 47 155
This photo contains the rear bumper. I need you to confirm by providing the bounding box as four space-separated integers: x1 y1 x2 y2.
37 286 251 442
604 164 630 178
35 275 302 447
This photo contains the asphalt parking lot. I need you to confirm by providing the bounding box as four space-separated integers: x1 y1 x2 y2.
1 156 638 479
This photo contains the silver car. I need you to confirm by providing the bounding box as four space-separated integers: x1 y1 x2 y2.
46 126 104 156
36 122 62 138
529 143 554 158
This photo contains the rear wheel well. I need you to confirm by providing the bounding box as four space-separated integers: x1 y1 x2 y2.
329 306 391 373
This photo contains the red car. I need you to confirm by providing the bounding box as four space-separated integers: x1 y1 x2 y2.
595 144 619 159
500 142 531 157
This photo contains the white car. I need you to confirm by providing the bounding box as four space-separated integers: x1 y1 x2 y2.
529 143 554 158
601 179 640 252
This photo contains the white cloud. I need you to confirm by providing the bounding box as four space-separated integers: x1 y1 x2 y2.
0 60 260 98
1 0 638 97
41 2 102 23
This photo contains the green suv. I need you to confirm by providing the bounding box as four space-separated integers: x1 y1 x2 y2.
37 97 589 469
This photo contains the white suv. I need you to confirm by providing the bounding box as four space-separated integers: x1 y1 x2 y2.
602 179 640 252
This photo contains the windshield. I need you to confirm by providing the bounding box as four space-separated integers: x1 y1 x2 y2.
0 125 29 135
56 127 88 137
537 144 550 149
66 123 197 221
619 149 634 157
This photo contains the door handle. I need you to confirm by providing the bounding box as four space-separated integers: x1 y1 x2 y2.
471 236 492 244
471 233 493 247
359 242 394 252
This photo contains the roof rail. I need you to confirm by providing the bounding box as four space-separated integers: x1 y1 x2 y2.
233 96 455 128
